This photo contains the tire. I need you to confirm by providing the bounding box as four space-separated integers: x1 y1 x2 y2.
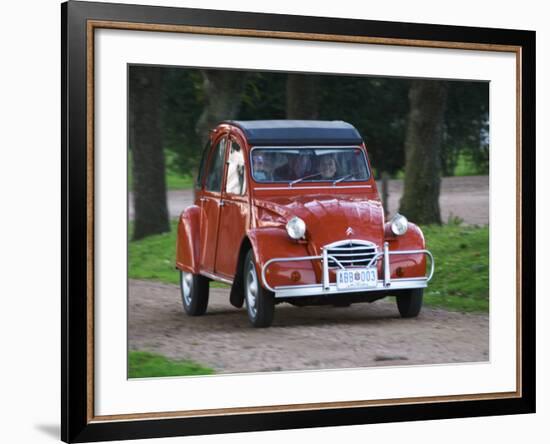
179 270 209 316
396 288 423 318
244 250 275 327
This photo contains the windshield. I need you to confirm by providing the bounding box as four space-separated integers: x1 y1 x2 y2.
250 147 370 184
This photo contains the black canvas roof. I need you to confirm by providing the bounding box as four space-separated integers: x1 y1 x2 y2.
225 120 363 146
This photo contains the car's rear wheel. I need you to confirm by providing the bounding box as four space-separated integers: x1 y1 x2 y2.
180 270 209 316
244 250 274 327
396 288 423 318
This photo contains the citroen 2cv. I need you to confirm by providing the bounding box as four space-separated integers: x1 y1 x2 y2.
176 120 434 327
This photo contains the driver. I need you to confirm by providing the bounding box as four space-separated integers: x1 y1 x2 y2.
274 151 312 181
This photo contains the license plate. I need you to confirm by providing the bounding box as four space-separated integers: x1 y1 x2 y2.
336 267 378 289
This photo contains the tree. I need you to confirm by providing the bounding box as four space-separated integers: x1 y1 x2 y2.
129 66 170 240
160 69 203 174
399 80 448 225
195 70 248 143
316 76 410 176
286 74 320 119
441 82 489 176
239 71 286 120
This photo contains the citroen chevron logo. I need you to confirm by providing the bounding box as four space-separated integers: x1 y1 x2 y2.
346 227 354 236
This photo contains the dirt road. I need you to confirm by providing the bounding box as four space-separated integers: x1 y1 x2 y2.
381 175 489 226
128 175 489 226
129 279 489 374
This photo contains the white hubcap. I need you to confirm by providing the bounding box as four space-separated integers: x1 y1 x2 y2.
246 263 258 318
181 272 193 307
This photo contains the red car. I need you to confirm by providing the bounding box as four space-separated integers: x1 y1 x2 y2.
176 120 434 327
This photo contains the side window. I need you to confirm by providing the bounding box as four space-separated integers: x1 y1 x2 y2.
225 140 247 195
205 137 227 192
195 140 211 190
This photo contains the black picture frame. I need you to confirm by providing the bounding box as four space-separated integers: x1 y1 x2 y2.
61 1 536 442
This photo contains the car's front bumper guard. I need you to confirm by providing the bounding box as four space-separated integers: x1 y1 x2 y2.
261 242 434 298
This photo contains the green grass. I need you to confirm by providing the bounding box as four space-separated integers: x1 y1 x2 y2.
128 220 228 288
128 167 193 191
129 220 178 283
129 221 488 313
129 351 214 378
422 224 489 312
128 151 194 191
166 172 194 189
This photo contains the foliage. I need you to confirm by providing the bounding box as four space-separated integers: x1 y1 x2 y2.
154 67 489 183
160 69 204 174
452 152 487 177
318 76 410 175
129 221 488 313
441 81 489 176
129 351 214 378
239 71 287 119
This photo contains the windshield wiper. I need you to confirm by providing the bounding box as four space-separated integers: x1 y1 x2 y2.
332 174 353 185
289 173 322 187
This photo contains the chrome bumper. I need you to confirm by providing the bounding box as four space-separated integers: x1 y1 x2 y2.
261 242 434 299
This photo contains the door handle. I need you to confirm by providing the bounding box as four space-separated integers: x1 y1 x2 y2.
219 200 225 207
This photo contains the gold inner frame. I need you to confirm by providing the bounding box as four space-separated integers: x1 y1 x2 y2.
85 19 523 423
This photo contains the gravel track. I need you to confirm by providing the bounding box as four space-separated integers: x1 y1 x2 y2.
129 175 489 374
129 279 489 374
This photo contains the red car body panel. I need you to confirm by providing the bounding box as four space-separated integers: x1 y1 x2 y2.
176 205 201 274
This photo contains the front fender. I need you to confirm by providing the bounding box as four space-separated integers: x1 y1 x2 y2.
385 222 426 249
247 228 315 288
176 205 201 274
384 222 427 278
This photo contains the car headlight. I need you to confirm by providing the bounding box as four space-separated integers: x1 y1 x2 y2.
286 216 306 240
390 213 408 236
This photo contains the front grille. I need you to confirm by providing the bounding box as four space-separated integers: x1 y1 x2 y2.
325 240 378 268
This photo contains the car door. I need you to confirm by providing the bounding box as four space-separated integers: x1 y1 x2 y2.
214 135 250 278
199 134 228 273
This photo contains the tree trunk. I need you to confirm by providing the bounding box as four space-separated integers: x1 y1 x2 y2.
399 80 448 225
195 70 248 143
129 67 170 240
286 74 320 119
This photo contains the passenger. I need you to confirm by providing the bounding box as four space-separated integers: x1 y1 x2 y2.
252 153 272 181
319 156 338 180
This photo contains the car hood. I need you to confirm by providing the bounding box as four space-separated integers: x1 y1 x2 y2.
254 194 385 249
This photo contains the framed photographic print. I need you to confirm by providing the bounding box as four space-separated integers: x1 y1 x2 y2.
62 0 535 442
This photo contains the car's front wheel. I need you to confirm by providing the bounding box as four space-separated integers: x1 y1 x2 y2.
180 270 209 316
244 250 275 327
396 288 423 318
